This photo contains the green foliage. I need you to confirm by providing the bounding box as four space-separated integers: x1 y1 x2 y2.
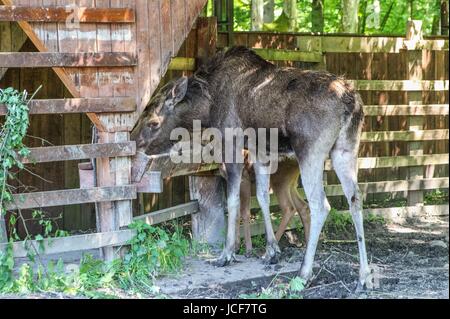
0 87 32 217
232 0 442 35
0 222 191 297
240 276 306 299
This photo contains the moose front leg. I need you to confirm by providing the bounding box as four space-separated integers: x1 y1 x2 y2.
213 163 244 267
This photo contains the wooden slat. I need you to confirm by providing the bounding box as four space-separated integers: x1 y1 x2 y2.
134 201 199 225
7 186 137 210
252 48 323 62
351 80 449 91
325 154 449 171
361 129 449 142
2 229 136 259
168 57 196 71
324 177 449 197
251 178 449 208
22 142 136 164
297 36 449 53
0 97 136 115
363 104 450 116
0 6 135 23
0 52 137 67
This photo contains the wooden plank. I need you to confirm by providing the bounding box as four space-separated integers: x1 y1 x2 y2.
7 186 137 210
21 142 136 164
297 36 448 53
363 104 449 116
134 201 199 225
0 52 137 67
251 178 449 208
360 129 449 142
324 154 449 171
168 57 196 71
0 6 135 23
0 97 136 115
323 177 448 197
251 48 322 63
2 229 136 259
351 80 449 91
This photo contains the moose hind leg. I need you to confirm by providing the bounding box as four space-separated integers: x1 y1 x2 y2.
254 162 281 264
298 155 331 283
213 163 244 267
331 148 372 291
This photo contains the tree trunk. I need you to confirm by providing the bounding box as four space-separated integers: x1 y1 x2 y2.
264 0 275 23
442 0 449 35
311 0 324 33
283 0 298 31
341 0 360 33
252 0 265 31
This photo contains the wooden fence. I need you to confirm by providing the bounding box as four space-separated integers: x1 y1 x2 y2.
1 14 448 260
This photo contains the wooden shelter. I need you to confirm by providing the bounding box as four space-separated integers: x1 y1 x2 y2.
0 0 208 260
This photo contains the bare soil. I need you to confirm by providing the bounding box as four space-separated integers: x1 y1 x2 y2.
2 215 448 299
156 215 449 299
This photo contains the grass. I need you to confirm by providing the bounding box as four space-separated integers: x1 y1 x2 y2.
0 221 195 298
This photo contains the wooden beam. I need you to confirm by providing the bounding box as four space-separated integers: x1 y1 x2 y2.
0 97 136 115
251 178 449 208
325 154 449 171
0 6 135 23
351 80 449 91
168 57 196 71
363 104 449 116
7 186 137 210
134 201 200 225
22 142 136 164
1 229 136 259
297 35 448 53
361 129 449 142
0 52 137 68
252 48 323 62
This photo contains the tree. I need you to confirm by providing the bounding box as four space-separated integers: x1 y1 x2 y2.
283 0 298 31
341 0 359 33
312 0 324 32
251 0 264 30
264 0 275 23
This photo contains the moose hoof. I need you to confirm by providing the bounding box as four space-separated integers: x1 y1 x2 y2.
244 250 254 258
355 271 375 293
211 253 234 267
262 243 281 265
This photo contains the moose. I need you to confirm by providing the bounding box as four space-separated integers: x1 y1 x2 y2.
131 47 372 290
224 152 310 256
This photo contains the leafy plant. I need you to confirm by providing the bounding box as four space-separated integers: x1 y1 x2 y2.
240 276 306 299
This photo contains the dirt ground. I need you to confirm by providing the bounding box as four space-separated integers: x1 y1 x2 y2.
2 215 448 299
156 215 449 299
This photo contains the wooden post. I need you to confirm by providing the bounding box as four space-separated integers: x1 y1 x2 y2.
0 214 7 247
95 130 134 262
189 175 226 246
405 20 425 207
188 16 225 246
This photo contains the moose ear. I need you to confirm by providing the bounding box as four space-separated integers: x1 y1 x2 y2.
167 76 188 111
